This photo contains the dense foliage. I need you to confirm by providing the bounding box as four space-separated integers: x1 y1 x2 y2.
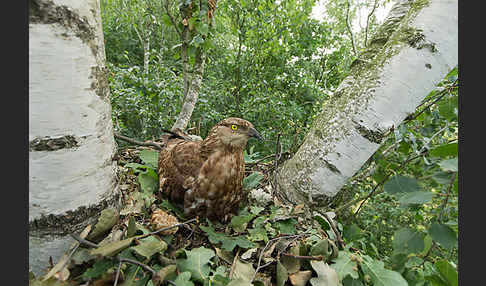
34 0 458 285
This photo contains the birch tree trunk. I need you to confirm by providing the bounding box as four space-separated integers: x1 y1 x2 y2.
276 0 457 208
29 0 119 275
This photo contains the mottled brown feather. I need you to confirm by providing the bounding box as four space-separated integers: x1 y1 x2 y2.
157 117 260 221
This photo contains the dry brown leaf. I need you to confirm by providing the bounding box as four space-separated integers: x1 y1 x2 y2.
150 209 179 235
289 271 312 286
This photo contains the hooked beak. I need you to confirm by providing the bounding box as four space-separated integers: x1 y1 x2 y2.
249 127 262 140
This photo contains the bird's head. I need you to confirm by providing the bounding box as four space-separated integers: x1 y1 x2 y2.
212 117 262 149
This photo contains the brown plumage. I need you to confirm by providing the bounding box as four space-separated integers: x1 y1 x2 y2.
158 117 262 221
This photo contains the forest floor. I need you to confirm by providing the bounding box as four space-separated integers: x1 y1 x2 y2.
30 145 347 286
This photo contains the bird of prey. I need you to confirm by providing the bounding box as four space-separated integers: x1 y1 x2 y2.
158 117 262 221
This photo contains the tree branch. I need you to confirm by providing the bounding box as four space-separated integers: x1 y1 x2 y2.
114 133 163 150
163 0 182 37
364 0 378 47
438 173 457 223
345 0 357 56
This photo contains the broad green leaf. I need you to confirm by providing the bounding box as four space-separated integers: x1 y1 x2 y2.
343 224 362 242
139 150 158 169
329 251 359 280
139 172 158 193
201 221 257 251
428 222 457 250
227 278 253 286
429 143 458 158
281 245 301 274
81 258 116 279
275 218 297 234
177 247 215 282
247 227 269 243
313 215 331 231
399 191 435 205
90 237 136 257
389 253 408 272
243 172 264 190
438 158 458 172
435 259 458 286
438 96 458 121
384 175 420 195
342 276 364 286
173 272 194 286
392 228 425 254
276 260 289 286
233 260 255 282
361 256 407 286
132 239 167 258
309 260 340 286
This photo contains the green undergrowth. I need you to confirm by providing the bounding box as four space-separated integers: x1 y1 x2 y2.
30 143 457 286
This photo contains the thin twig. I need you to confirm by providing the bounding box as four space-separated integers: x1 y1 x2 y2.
321 212 345 249
113 260 122 286
114 133 163 150
272 133 282 201
250 233 309 283
163 0 182 37
438 173 457 223
138 218 198 238
345 0 357 56
117 258 156 276
281 252 323 261
364 0 378 47
69 233 99 249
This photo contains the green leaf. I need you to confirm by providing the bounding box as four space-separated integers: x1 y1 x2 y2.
177 247 215 282
82 258 116 279
428 222 457 250
243 172 264 190
342 276 364 286
132 239 167 259
398 191 435 205
392 228 425 254
227 278 253 286
139 171 158 193
233 260 255 282
88 208 119 239
309 260 340 286
343 224 362 242
247 227 269 243
161 14 172 26
429 143 458 158
201 221 256 251
360 256 407 286
329 251 359 280
276 260 289 286
438 96 458 121
435 259 458 286
139 150 158 169
438 158 458 172
90 237 136 257
313 215 331 231
173 272 195 286
274 218 297 234
384 175 420 195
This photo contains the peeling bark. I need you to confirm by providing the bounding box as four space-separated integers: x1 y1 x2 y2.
276 0 457 208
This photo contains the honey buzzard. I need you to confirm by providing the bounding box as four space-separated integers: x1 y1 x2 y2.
158 117 262 221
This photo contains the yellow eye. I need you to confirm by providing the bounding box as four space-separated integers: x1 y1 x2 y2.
231 124 238 131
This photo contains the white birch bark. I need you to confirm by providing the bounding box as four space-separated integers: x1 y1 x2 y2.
276 0 457 207
29 0 118 275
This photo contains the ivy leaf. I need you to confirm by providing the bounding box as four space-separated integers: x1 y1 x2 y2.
173 272 194 286
200 221 257 251
438 158 458 172
276 260 289 286
243 172 264 190
177 247 215 282
428 222 457 250
398 191 435 205
392 228 424 255
384 175 420 195
309 260 340 286
329 251 359 281
274 218 297 234
360 256 407 286
139 150 158 169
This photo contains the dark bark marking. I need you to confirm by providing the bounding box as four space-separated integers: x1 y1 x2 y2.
29 135 79 151
354 123 386 144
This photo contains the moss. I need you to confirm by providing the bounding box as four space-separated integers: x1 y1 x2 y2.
355 124 386 144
